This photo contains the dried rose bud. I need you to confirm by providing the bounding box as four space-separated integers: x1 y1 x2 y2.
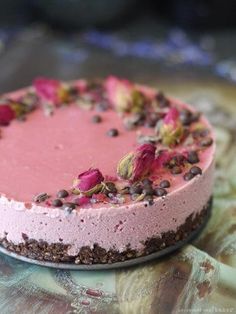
104 76 134 113
0 104 15 126
117 153 134 180
105 76 148 114
117 144 156 182
74 168 104 196
33 77 70 105
160 108 184 146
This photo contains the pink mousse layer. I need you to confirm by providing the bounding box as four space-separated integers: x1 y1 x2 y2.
0 88 215 253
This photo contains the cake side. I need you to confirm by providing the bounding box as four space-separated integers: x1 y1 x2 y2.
0 198 212 264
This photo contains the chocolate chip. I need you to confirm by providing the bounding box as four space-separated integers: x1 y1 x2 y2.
142 178 153 186
169 154 185 168
187 151 199 164
92 115 102 123
180 110 200 126
52 199 63 207
33 193 50 203
174 154 186 165
62 202 76 212
143 186 155 196
160 180 170 188
57 189 69 198
107 128 119 137
183 172 194 181
190 166 202 176
200 137 213 147
171 166 182 175
130 184 143 195
155 188 167 197
180 109 192 126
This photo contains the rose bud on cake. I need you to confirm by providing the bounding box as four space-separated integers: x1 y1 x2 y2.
0 104 15 126
73 168 104 196
105 76 133 113
33 77 71 106
159 107 184 146
104 76 146 114
117 143 156 182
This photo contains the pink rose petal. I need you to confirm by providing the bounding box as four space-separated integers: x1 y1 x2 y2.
77 168 104 192
132 144 156 181
0 104 15 126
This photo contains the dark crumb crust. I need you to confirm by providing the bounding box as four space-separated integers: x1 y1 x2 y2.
0 197 212 265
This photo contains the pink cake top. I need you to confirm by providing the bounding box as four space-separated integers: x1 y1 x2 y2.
0 76 215 211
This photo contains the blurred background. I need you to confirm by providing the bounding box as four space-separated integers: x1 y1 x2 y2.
0 0 236 100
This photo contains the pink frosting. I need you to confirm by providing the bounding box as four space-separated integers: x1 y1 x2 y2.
0 86 215 254
0 102 139 201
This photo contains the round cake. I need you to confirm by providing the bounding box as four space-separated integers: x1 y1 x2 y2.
0 76 215 265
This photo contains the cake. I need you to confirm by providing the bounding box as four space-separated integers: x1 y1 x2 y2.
0 76 215 265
